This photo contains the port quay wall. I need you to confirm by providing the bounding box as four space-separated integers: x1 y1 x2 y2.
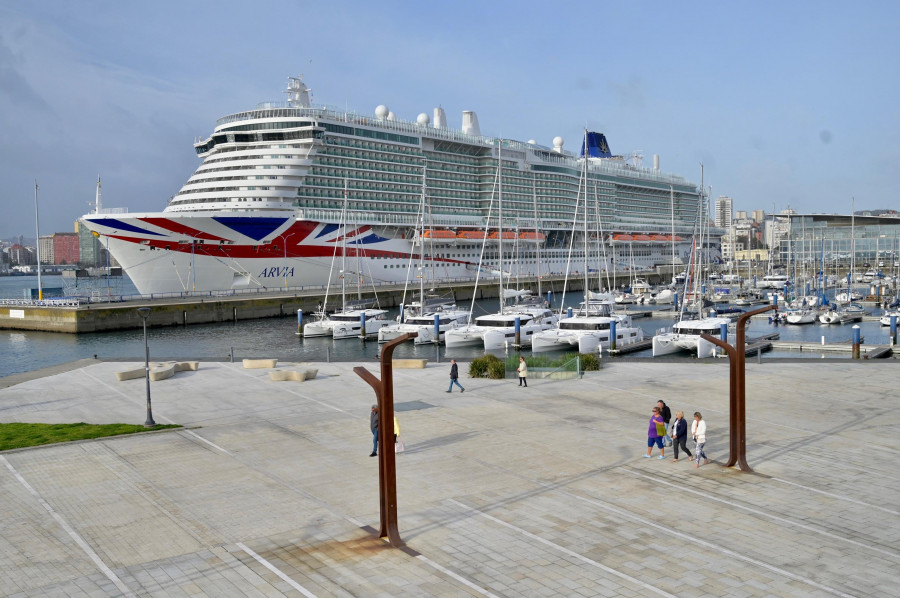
0 271 671 334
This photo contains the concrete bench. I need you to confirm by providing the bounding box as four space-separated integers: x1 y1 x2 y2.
392 359 428 369
268 368 318 382
242 358 278 369
116 361 199 382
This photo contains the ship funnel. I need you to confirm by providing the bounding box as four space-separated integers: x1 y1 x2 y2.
580 132 612 158
286 76 311 108
462 110 481 136
653 154 659 171
434 106 447 128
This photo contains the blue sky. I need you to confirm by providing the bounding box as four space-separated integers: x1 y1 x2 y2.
1 0 898 238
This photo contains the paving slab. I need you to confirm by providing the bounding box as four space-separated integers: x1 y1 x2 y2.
0 359 897 597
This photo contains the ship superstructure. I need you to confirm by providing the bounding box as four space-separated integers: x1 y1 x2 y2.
81 76 714 295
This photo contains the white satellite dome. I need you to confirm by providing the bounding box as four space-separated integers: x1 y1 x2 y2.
387 111 396 120
417 113 430 125
375 105 389 119
528 139 536 144
553 136 564 152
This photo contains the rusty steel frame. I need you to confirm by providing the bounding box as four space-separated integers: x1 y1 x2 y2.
353 332 415 548
699 305 775 472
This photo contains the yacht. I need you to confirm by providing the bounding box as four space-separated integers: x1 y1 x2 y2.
652 316 734 358
531 299 643 353
444 296 558 350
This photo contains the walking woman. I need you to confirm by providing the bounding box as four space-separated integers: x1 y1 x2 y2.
671 410 692 462
645 406 666 459
691 411 708 468
517 356 528 387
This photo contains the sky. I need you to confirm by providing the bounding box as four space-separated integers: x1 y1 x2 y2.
1 0 898 239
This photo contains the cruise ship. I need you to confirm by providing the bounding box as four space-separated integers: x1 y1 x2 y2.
80 76 711 295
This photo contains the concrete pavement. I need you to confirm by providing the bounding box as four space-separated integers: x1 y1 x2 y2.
0 358 898 597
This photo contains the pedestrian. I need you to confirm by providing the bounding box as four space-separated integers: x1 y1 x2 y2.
517 356 528 387
671 410 692 462
644 406 666 459
692 411 709 468
393 414 404 453
447 359 465 393
369 404 379 457
657 400 672 446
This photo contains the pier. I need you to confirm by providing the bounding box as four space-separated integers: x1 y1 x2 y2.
1 359 898 596
0 270 677 334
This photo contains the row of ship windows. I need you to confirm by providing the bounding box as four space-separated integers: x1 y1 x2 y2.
327 136 420 154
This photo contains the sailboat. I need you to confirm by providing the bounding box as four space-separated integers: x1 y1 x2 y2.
532 131 644 353
445 141 558 351
303 181 391 339
652 167 732 358
820 198 866 324
378 170 470 344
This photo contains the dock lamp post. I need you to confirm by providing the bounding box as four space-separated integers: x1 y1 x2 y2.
137 307 156 428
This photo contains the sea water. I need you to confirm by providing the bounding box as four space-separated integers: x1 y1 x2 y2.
1 275 896 378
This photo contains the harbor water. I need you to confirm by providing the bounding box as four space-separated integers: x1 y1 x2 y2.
1 275 897 379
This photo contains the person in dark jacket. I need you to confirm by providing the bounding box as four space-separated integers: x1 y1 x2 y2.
447 359 465 393
369 404 379 457
657 400 672 446
671 410 692 461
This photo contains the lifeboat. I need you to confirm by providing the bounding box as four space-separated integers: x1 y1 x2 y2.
519 231 546 243
422 229 456 239
487 231 517 240
456 230 487 243
651 235 668 242
632 234 652 241
612 234 634 242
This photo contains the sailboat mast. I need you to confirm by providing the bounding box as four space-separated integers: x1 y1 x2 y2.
582 132 589 303
497 140 504 312
532 173 542 297
341 179 348 311
670 185 676 285
419 164 427 311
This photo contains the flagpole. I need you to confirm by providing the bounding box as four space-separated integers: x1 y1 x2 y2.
34 179 42 301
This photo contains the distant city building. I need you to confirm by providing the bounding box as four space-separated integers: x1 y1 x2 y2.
714 196 733 229
9 244 35 266
775 213 900 269
38 235 53 265
734 210 748 220
51 232 79 265
76 220 104 267
752 209 766 224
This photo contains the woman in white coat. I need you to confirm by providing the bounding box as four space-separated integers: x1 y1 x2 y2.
691 411 709 468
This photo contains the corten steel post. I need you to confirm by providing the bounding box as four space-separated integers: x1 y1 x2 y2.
700 304 775 472
697 334 738 465
353 332 415 548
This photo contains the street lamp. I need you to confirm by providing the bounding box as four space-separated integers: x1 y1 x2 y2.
136 307 156 427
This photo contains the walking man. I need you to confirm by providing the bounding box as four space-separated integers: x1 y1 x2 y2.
447 359 465 393
369 404 379 457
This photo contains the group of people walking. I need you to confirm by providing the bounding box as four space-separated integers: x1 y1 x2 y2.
646 400 709 468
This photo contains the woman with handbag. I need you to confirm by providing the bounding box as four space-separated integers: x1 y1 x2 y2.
691 411 708 468
644 406 666 459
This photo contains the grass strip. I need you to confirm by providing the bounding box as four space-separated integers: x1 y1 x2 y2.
0 422 181 451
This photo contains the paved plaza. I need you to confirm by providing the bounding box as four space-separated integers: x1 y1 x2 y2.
0 357 898 597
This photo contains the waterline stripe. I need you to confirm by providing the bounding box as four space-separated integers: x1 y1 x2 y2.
1 456 134 597
449 499 676 598
237 542 317 598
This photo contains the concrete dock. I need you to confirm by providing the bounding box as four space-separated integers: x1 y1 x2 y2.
0 358 898 597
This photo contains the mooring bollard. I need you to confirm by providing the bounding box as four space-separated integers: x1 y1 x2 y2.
852 325 860 359
610 320 617 352
297 309 303 335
